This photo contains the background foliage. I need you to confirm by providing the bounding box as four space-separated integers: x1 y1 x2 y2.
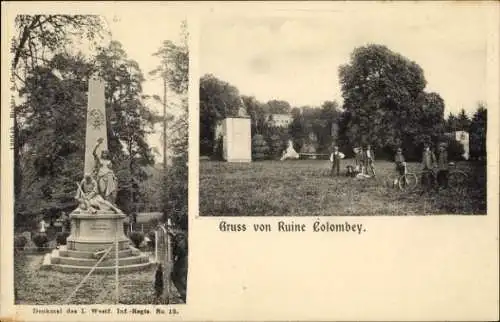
12 15 188 235
199 44 487 163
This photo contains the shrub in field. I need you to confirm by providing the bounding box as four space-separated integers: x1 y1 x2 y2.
55 232 70 245
14 235 27 250
32 233 48 250
267 134 286 160
252 134 270 160
129 231 145 248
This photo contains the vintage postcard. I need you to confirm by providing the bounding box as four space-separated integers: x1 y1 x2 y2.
2 1 499 322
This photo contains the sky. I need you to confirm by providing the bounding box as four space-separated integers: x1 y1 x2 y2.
200 5 491 116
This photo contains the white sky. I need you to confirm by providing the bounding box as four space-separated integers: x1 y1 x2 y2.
200 6 491 116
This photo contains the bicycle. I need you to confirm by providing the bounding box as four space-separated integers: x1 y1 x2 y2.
398 162 468 194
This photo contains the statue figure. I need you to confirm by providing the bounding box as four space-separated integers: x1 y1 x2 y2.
74 137 121 214
75 173 122 214
280 140 299 161
92 137 118 203
237 106 249 118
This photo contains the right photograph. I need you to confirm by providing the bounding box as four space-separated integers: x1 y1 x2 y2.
198 12 488 216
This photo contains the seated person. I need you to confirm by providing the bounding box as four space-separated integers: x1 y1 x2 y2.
75 173 122 214
346 165 356 177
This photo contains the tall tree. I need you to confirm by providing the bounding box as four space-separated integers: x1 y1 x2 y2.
150 20 189 229
12 14 107 203
14 54 90 217
445 112 459 132
469 102 487 160
12 15 106 85
338 44 445 159
456 108 471 132
199 74 242 155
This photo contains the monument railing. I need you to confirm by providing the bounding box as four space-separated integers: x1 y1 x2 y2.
155 222 175 303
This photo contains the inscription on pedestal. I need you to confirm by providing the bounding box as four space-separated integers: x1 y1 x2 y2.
90 222 112 232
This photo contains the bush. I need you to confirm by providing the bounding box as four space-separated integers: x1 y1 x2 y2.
56 232 70 245
14 235 28 250
267 134 286 160
129 231 145 248
252 134 270 160
32 233 48 250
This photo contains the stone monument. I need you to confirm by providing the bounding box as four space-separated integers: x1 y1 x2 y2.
454 130 470 160
43 76 151 273
280 140 299 161
219 102 252 163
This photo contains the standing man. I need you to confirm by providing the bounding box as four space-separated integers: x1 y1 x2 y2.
353 147 363 174
364 145 376 177
330 145 342 176
394 147 407 176
437 142 449 189
154 263 164 304
421 143 437 190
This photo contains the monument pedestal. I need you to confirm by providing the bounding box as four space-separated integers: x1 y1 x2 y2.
222 117 251 162
44 210 152 274
66 211 129 252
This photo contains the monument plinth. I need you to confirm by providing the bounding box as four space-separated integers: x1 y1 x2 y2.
66 211 129 252
43 76 152 273
221 117 252 163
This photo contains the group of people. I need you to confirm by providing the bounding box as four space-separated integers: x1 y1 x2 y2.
330 142 451 189
394 142 450 189
330 144 376 178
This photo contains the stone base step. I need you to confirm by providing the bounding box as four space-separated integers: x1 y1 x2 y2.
42 247 153 274
53 254 149 267
67 239 130 252
49 262 153 274
59 248 138 259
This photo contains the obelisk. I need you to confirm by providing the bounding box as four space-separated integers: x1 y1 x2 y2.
44 75 152 273
84 76 108 175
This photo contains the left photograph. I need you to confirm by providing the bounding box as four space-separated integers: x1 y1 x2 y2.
11 14 188 304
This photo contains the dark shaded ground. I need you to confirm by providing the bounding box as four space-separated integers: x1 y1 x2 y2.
14 252 185 305
200 159 486 216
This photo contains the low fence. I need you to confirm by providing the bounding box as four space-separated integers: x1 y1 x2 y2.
154 221 174 303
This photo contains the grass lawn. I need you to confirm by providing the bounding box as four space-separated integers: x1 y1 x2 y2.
14 252 184 305
199 159 486 216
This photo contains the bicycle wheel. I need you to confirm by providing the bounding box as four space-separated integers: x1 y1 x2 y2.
399 173 418 191
448 171 468 194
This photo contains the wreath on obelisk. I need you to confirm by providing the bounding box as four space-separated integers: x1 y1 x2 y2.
88 108 105 129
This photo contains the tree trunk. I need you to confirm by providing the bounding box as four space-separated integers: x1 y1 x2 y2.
13 15 42 70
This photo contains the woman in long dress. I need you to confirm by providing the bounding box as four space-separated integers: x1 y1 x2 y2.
93 138 118 203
